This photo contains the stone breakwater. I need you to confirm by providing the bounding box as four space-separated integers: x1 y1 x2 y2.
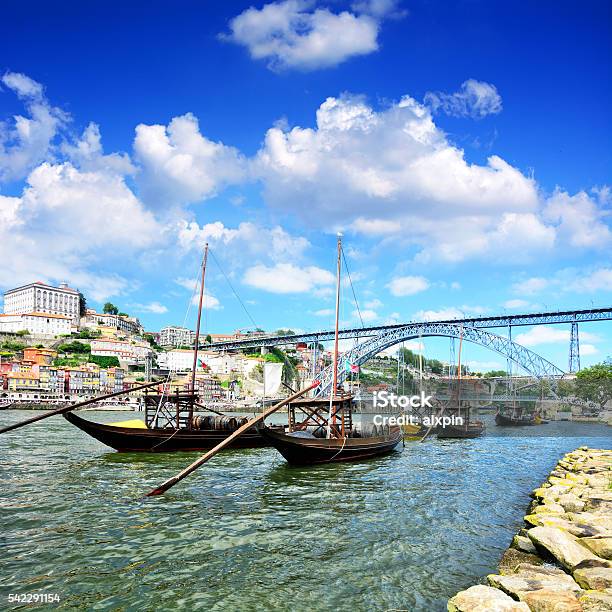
448 447 612 611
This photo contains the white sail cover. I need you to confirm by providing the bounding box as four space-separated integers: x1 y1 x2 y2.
263 362 283 396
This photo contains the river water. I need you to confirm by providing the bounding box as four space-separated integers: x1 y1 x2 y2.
1 410 610 611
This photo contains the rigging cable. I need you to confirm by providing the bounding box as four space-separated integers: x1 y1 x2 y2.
341 246 364 329
209 248 259 331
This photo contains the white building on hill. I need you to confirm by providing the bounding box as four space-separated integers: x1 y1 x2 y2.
159 326 196 347
90 339 152 365
3 281 81 325
0 312 72 336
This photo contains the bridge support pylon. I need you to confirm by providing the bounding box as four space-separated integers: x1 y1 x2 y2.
568 321 580 373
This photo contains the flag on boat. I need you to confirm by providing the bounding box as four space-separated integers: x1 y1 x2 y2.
344 359 359 373
198 359 207 368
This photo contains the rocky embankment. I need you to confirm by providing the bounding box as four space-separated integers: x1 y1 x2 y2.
448 447 612 611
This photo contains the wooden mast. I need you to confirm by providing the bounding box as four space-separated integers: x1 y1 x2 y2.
189 243 208 427
456 325 464 426
327 232 342 439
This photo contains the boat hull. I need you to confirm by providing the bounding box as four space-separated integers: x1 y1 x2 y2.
437 423 485 439
63 411 271 452
495 412 537 426
259 426 402 465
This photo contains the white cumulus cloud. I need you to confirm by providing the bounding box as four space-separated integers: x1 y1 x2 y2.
243 262 334 293
134 113 245 207
177 220 310 262
133 301 168 314
0 71 69 182
387 275 429 296
256 93 547 262
515 326 600 347
221 0 385 71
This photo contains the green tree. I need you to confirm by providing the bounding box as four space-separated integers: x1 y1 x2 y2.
483 370 508 378
575 362 612 409
78 291 87 317
15 329 29 337
103 302 119 315
88 355 120 368
205 334 212 344
144 333 162 350
276 329 295 336
58 340 91 354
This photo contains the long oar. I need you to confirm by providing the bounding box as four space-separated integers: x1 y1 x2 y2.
0 379 162 434
146 381 319 497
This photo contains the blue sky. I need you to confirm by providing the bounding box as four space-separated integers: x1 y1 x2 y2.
0 0 610 372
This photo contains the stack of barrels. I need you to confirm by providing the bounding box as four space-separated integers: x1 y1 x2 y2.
191 415 250 431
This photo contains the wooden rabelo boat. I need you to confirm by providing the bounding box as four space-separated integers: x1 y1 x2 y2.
259 395 402 465
259 234 402 466
63 390 273 452
495 410 538 426
436 419 485 439
60 244 278 452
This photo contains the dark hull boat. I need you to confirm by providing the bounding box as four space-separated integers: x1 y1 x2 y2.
437 421 485 439
260 425 402 465
495 411 537 426
63 411 272 452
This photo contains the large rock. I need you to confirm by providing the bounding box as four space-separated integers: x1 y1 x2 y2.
447 585 530 611
558 493 586 513
499 548 543 574
488 564 582 599
520 589 582 612
524 515 606 537
512 535 537 555
568 512 612 534
533 502 566 515
579 589 612 611
573 566 612 590
580 536 612 559
528 526 603 570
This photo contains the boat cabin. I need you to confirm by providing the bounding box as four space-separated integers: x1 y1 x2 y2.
286 394 353 438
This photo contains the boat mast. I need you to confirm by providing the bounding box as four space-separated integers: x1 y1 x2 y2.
327 233 342 439
456 326 464 424
190 244 209 423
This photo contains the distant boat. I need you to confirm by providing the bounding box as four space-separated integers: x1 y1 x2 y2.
437 420 485 439
495 411 538 426
434 327 484 440
0 401 14 410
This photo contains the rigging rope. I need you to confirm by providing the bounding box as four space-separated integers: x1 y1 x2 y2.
341 246 364 329
209 248 259 331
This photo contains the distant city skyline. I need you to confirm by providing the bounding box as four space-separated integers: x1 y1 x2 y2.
0 0 610 371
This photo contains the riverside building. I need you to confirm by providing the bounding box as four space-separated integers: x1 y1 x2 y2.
159 325 196 348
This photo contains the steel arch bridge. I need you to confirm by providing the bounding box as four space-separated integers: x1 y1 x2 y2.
313 322 565 397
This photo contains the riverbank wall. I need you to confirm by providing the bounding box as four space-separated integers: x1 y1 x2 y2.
448 446 612 611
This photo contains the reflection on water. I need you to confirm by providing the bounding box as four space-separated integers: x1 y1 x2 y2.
1 410 610 611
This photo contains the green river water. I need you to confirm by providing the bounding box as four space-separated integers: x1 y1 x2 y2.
1 410 610 611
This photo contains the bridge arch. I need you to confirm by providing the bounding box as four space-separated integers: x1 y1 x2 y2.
313 322 565 397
